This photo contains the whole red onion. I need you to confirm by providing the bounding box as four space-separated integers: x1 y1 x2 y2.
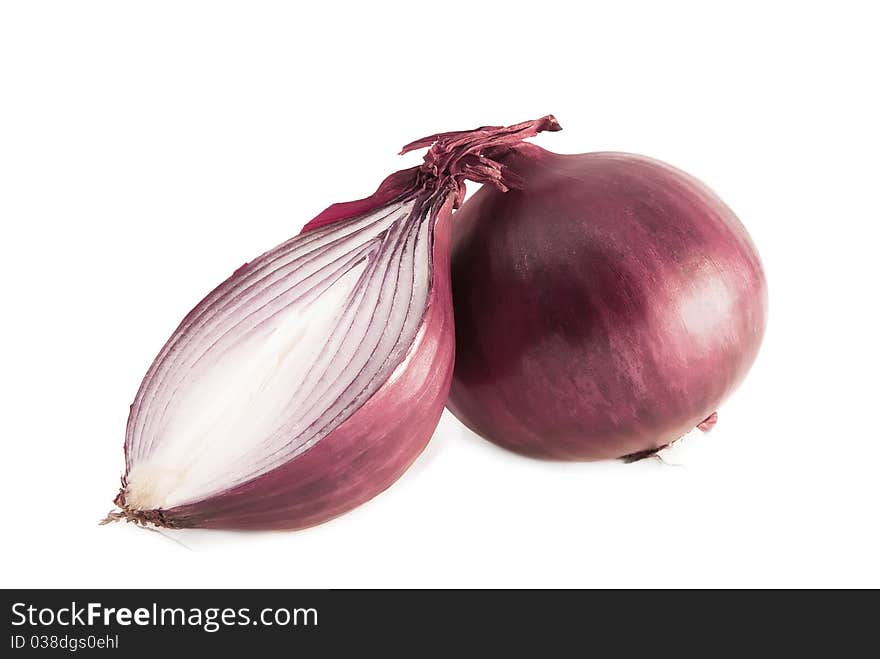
447 144 767 460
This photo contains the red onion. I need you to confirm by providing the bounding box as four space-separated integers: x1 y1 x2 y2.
447 145 767 460
105 116 560 530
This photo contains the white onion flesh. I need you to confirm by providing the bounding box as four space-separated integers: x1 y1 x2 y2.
124 196 435 510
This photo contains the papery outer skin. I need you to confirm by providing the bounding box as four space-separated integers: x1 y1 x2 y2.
133 197 455 530
299 169 420 234
447 145 767 460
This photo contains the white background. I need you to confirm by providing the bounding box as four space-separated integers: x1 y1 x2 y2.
2 1 878 588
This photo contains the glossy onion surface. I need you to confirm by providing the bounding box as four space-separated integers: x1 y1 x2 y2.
448 145 767 460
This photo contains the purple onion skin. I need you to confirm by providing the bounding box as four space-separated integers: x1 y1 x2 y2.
151 193 456 531
447 145 767 460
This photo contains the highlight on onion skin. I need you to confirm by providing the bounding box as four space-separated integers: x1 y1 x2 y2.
105 116 560 531
447 144 767 461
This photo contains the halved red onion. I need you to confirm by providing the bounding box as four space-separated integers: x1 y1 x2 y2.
106 116 560 530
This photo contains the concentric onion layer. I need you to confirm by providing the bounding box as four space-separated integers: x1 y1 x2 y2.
123 193 439 511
